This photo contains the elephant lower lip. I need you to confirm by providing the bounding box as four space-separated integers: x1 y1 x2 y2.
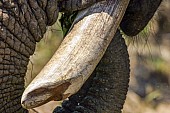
21 0 130 109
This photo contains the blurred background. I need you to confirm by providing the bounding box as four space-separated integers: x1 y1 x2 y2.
26 0 170 113
123 0 170 112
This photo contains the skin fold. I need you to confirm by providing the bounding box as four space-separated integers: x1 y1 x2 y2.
0 0 162 113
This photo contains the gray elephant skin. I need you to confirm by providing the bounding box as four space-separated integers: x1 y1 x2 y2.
0 0 162 113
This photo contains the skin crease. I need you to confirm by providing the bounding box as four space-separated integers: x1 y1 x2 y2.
0 0 162 113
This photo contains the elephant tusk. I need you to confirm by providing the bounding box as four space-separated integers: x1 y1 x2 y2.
21 0 130 109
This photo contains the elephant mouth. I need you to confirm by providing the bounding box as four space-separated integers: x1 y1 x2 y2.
21 0 130 109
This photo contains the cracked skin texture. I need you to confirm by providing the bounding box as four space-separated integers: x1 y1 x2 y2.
0 0 58 112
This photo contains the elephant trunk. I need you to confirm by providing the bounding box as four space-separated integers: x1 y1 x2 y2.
0 0 58 112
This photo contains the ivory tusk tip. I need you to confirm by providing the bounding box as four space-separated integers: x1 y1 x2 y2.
21 0 130 109
21 82 71 109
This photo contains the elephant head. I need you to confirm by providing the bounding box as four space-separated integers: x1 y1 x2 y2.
0 0 162 113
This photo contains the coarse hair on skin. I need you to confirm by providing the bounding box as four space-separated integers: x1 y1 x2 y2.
123 0 164 50
121 1 166 63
